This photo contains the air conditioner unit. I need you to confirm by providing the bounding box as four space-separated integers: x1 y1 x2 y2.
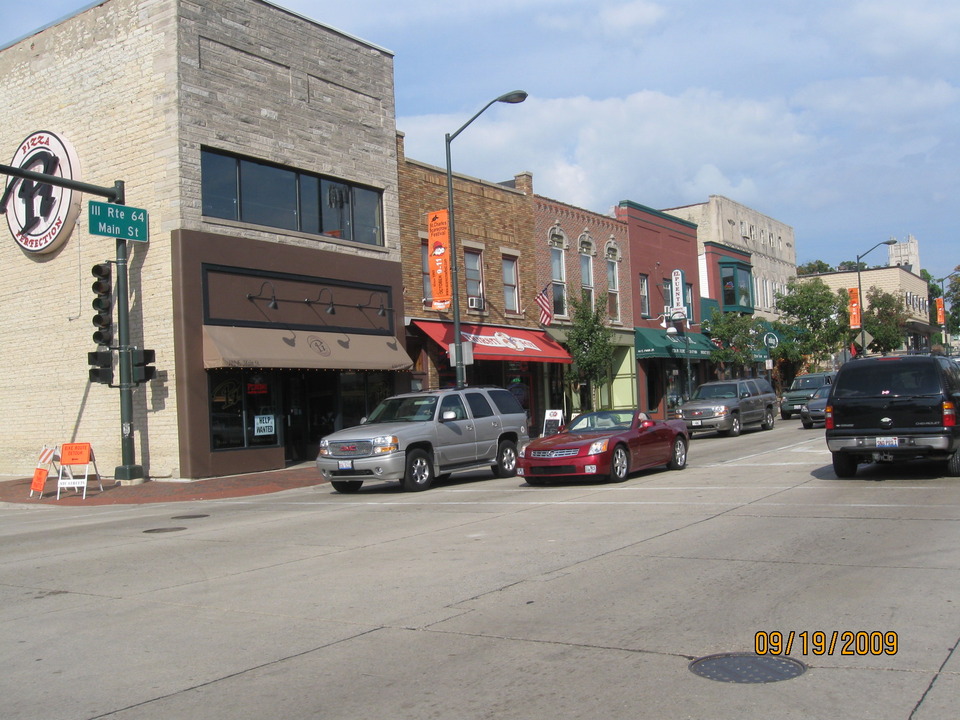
467 296 484 310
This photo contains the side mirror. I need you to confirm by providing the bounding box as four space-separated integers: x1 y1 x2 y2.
441 410 457 422
640 419 656 430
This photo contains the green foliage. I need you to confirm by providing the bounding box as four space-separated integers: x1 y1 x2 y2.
862 287 909 353
796 260 833 276
566 292 615 405
700 310 767 373
774 277 849 369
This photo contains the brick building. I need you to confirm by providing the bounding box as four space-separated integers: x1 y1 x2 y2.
0 0 411 479
397 137 572 430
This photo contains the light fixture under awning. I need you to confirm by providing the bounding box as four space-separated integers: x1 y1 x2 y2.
202 326 413 371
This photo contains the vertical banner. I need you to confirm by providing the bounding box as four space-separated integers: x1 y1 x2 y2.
848 287 861 330
936 297 945 325
427 210 452 311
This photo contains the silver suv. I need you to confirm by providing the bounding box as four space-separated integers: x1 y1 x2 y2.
316 386 529 492
678 378 778 437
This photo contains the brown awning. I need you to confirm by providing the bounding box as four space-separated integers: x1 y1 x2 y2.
202 326 413 370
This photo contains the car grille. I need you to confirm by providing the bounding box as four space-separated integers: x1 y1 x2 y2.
530 448 579 458
326 441 374 458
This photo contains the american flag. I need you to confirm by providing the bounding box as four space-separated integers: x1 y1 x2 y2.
535 285 553 326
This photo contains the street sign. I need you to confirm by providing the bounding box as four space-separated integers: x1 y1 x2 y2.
88 200 149 242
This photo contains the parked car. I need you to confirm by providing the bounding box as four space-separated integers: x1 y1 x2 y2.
316 386 529 492
677 378 778 437
517 410 688 485
799 384 831 428
781 371 836 419
825 353 960 478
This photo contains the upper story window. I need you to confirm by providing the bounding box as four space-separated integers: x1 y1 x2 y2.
502 255 519 313
638 274 650 317
720 262 754 312
551 246 567 317
201 148 383 246
580 252 594 307
465 249 484 305
607 258 620 322
421 241 432 305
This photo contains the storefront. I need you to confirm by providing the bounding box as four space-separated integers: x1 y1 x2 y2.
635 327 717 417
410 320 572 432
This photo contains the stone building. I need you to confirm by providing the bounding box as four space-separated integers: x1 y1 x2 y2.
662 195 797 322
0 0 410 480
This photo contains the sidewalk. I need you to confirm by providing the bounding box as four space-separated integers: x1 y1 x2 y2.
0 463 327 506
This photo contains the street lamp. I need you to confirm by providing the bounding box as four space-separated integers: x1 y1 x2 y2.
664 310 691 400
445 90 527 388
855 239 897 354
936 270 960 355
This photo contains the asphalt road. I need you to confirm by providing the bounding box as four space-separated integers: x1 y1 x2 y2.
2 418 959 719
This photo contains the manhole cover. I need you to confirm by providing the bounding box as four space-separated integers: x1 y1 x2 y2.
171 514 209 520
143 527 187 534
689 653 807 683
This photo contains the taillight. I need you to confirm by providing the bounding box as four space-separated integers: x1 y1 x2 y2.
944 401 956 427
825 405 834 430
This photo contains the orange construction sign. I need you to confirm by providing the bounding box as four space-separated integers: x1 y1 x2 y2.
60 442 92 465
427 210 452 311
848 287 861 330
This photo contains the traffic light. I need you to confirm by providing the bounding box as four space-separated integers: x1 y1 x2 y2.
91 263 113 346
88 349 114 385
132 348 157 384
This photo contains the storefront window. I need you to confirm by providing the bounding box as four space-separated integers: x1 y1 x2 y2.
209 369 280 450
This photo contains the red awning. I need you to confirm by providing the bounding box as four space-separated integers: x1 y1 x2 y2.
413 320 572 364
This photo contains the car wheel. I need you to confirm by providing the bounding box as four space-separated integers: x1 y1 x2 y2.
402 449 434 492
761 408 775 431
719 414 741 437
608 445 629 482
492 439 518 478
947 450 960 478
667 436 688 470
331 480 362 493
801 419 813 429
780 410 791 420
832 452 858 478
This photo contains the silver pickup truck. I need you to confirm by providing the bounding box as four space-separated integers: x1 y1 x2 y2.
316 386 529 492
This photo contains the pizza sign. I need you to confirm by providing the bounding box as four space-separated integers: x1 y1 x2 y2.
1 130 83 254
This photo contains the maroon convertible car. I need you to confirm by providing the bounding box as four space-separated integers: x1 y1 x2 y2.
517 410 689 485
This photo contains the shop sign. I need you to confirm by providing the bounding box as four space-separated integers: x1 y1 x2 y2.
2 130 83 254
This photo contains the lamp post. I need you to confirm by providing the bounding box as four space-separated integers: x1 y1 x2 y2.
664 310 691 400
855 239 897 354
937 270 959 355
445 90 527 388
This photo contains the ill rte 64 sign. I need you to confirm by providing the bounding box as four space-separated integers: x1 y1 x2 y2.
88 200 149 242
1 130 83 254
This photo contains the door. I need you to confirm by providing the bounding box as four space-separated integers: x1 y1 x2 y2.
435 393 477 467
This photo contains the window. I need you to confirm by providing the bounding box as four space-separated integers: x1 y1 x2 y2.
421 241 432 306
551 246 567 317
502 255 519 313
201 148 383 245
638 274 650 317
720 263 753 311
209 369 280 450
580 252 594 307
607 259 620 321
465 249 483 304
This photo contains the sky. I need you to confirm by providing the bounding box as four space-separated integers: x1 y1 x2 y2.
4 0 959 280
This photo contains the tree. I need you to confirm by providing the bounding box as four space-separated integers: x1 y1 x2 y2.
565 292 615 411
863 287 909 353
796 260 833 276
774 277 849 369
700 310 767 376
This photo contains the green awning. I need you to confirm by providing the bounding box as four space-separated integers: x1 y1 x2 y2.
635 328 717 360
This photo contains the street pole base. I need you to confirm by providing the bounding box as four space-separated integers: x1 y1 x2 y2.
114 464 146 485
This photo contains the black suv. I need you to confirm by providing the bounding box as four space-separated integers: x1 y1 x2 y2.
825 354 960 478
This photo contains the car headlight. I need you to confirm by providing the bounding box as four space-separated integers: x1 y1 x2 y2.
518 443 529 458
318 439 330 457
372 435 399 454
712 406 729 416
587 439 609 455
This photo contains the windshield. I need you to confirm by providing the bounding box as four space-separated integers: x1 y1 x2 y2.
365 395 438 423
790 376 825 390
691 383 737 400
567 411 635 432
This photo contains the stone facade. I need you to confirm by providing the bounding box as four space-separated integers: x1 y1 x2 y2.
0 0 400 478
662 195 797 322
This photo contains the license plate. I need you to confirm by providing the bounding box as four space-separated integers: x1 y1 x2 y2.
876 437 899 448
691 420 702 427
338 460 354 470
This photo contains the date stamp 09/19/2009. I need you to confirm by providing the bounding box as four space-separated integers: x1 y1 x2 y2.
755 630 898 656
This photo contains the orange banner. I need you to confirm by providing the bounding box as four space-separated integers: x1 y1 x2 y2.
848 287 861 329
60 442 92 465
427 210 452 311
936 297 945 325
